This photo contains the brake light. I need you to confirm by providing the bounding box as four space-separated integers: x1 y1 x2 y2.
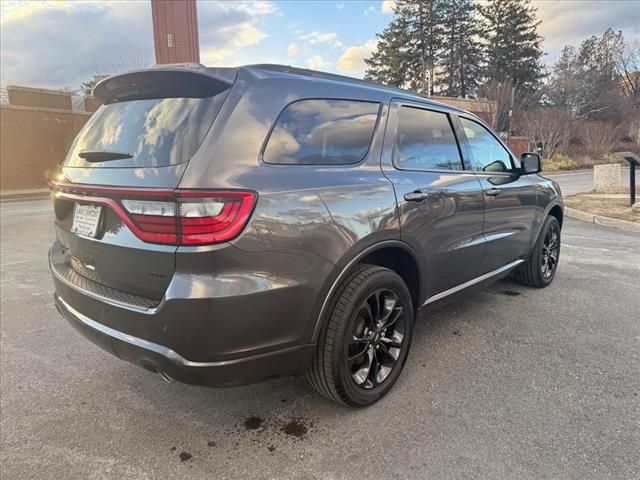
177 191 256 245
51 184 257 246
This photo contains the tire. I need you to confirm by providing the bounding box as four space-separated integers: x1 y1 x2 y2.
515 215 561 288
307 264 414 407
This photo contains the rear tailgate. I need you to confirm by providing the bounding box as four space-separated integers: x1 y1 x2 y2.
50 68 234 302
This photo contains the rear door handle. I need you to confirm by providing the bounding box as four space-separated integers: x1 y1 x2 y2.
404 191 430 202
485 188 502 197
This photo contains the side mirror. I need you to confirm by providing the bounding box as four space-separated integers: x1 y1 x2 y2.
521 152 542 175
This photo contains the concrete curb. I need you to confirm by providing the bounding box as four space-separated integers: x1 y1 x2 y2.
564 206 640 233
0 189 49 202
543 167 631 176
542 169 590 176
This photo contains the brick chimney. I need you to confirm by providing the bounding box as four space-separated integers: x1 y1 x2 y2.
150 0 200 64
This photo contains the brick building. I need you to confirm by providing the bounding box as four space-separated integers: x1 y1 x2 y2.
151 0 200 64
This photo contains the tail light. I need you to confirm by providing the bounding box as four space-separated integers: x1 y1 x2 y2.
51 184 257 246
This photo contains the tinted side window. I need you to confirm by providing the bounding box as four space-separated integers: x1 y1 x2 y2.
460 117 512 173
263 99 379 165
395 107 462 171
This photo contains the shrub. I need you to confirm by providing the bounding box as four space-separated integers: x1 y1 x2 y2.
543 154 578 172
576 121 621 159
515 107 572 159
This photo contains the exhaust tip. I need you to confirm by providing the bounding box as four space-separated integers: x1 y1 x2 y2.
139 360 172 383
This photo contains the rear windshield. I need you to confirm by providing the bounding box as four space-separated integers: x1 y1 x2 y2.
64 92 227 168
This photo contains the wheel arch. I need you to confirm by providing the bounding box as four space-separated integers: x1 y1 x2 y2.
531 201 563 246
310 240 423 343
547 203 563 228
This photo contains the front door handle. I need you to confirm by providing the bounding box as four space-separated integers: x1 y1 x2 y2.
404 191 430 202
485 188 502 197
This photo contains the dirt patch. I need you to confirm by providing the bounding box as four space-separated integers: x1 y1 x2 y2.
503 290 521 297
282 419 308 438
179 451 192 462
244 415 264 430
207 441 216 447
565 194 639 223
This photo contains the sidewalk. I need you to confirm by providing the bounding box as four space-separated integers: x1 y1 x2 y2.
0 188 49 202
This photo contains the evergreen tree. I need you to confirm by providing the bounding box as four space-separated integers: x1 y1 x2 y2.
396 0 445 95
364 0 444 95
479 0 544 90
437 0 482 98
364 15 411 88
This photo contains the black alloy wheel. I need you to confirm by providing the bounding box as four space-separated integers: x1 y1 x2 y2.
541 222 560 280
347 289 406 389
308 264 414 406
515 215 561 288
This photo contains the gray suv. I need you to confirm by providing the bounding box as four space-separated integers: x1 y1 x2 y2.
49 64 563 406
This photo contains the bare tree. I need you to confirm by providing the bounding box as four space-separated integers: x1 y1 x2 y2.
479 79 527 132
91 48 153 79
516 107 572 158
577 120 622 158
83 48 153 94
626 112 640 145
110 49 154 73
616 38 640 108
545 29 628 122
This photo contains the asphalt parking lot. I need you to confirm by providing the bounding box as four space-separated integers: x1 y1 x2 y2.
1 199 639 480
545 169 637 195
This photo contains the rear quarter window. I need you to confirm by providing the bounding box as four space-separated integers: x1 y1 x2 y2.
263 99 380 165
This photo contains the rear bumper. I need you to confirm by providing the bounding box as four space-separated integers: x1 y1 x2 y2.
54 293 315 387
48 231 334 386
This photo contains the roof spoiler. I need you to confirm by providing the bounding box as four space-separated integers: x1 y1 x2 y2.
93 66 236 104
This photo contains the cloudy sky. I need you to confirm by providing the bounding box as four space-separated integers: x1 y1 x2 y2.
1 0 639 90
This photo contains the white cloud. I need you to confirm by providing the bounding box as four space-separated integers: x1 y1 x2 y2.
300 31 343 49
0 0 277 88
364 6 377 16
198 1 277 65
201 24 266 63
337 40 378 75
532 0 640 61
306 55 332 70
381 0 396 14
287 43 300 56
0 1 154 89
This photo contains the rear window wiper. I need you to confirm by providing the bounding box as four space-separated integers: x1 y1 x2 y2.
78 150 133 162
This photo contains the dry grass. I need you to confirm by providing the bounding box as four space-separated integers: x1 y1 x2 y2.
542 154 578 172
565 194 639 223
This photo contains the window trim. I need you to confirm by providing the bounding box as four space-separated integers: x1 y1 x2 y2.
259 97 382 167
455 114 519 176
390 101 466 174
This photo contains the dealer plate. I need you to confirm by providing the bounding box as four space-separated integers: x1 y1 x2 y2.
71 203 102 238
